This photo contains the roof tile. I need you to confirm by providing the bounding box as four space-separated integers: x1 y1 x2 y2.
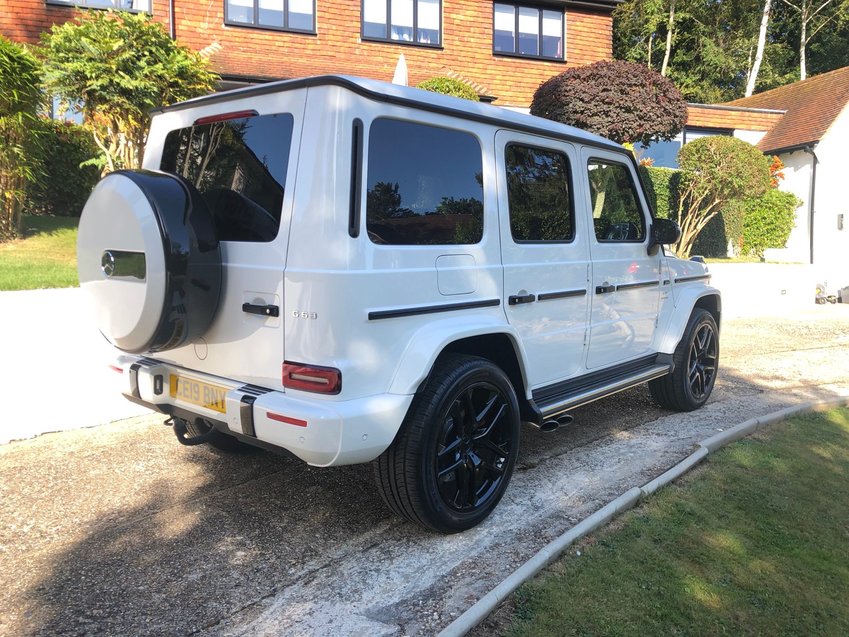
726 66 849 152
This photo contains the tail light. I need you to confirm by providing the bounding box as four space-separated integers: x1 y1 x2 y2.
282 362 342 394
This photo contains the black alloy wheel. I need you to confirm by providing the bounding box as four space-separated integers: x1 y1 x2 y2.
649 308 720 411
687 321 717 400
435 381 513 513
375 354 521 533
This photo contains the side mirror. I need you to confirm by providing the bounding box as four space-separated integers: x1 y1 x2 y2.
648 218 681 255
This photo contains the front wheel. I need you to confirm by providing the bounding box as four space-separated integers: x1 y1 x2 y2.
650 308 719 411
374 354 521 533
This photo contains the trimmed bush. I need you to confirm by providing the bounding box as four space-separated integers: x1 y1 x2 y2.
416 77 479 101
25 120 100 217
639 166 678 220
530 60 687 145
742 189 799 257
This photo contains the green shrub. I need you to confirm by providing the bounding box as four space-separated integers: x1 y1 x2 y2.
0 36 42 241
416 77 479 101
639 166 678 220
25 120 100 217
742 189 799 257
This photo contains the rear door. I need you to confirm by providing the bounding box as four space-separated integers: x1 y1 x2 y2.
144 92 306 388
581 148 662 369
496 131 590 388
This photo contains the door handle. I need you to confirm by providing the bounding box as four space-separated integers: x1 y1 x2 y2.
508 293 536 305
595 284 615 295
242 302 279 317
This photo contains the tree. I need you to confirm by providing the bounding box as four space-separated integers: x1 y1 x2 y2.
674 136 772 258
776 0 849 79
746 0 774 96
0 37 41 241
40 10 217 174
416 77 479 101
530 60 687 146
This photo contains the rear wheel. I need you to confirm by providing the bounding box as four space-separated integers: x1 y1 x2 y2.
650 308 719 411
375 354 520 533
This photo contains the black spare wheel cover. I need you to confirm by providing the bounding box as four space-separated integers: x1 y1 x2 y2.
77 170 222 353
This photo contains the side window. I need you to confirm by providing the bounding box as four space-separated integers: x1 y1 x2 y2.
505 144 573 242
366 119 484 245
587 161 646 242
160 113 294 243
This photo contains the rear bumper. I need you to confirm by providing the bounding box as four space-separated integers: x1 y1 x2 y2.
114 356 413 467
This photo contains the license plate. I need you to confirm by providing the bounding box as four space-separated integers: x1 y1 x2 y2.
169 374 227 413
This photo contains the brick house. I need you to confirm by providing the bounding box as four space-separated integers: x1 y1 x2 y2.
1 0 620 108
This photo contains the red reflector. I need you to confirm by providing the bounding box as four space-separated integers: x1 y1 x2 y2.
282 362 342 394
193 109 258 126
109 365 124 374
267 412 308 427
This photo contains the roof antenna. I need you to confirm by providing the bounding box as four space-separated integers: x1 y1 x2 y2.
392 54 408 86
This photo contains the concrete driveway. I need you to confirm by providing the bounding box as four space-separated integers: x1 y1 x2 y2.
1 289 848 636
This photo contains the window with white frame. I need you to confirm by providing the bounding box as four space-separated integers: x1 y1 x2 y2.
362 0 441 46
47 0 150 11
226 0 315 32
493 3 563 60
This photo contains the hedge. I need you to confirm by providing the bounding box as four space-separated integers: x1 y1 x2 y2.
416 77 479 101
24 120 100 217
742 189 799 257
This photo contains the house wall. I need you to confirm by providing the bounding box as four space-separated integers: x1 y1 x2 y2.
0 0 614 108
808 102 849 278
773 148 814 264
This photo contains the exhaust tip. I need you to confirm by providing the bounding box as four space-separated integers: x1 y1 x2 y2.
539 420 560 433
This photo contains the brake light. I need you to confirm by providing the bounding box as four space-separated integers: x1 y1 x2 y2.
193 110 258 126
109 365 124 374
282 362 342 394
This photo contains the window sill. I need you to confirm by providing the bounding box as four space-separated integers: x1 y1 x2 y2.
224 20 316 35
361 36 443 50
493 51 566 63
45 1 150 13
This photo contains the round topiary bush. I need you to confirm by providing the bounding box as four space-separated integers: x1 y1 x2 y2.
531 60 687 145
416 77 479 101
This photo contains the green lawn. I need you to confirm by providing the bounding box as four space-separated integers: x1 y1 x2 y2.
507 408 849 636
0 215 79 291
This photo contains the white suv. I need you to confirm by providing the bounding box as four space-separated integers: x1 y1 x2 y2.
77 76 719 533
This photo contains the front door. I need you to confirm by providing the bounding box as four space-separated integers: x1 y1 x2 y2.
496 131 591 389
581 149 662 370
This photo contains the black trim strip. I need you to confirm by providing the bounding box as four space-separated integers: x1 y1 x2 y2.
348 118 363 238
537 289 587 301
129 363 142 399
616 280 660 291
368 298 500 321
152 75 623 154
674 274 711 284
239 394 257 438
662 279 671 286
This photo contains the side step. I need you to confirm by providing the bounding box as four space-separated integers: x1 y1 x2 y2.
534 361 671 421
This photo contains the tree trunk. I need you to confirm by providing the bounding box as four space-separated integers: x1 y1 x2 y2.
746 0 773 96
661 0 676 77
800 0 808 80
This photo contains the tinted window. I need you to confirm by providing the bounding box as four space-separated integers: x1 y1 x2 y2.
587 161 646 242
160 113 293 242
506 144 573 242
366 119 484 245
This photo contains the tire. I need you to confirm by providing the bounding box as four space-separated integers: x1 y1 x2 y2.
77 170 222 353
374 354 521 533
183 418 260 455
650 308 719 411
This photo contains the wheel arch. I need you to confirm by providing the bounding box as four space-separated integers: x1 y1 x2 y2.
658 286 722 354
388 323 537 423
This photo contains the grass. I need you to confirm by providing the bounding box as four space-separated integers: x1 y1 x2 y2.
704 255 763 264
506 408 849 637
0 215 79 290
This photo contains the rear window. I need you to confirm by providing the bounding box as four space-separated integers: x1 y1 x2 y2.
160 112 294 242
365 118 484 245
